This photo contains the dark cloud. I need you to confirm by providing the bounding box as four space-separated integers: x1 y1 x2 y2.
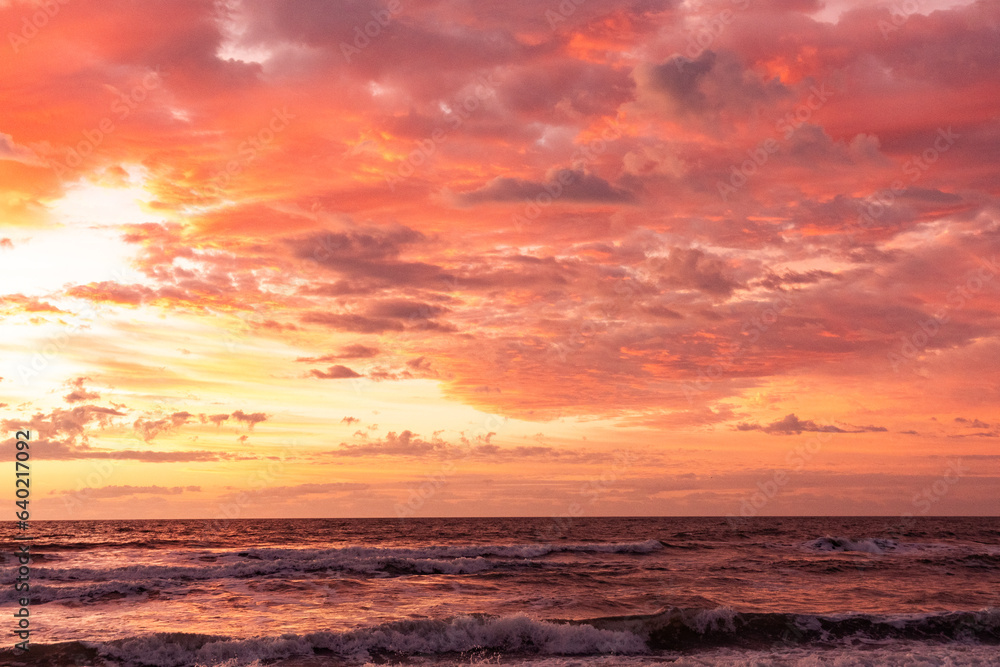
759 270 838 290
736 414 890 435
643 304 684 319
651 247 742 296
286 227 450 289
637 49 789 118
301 300 452 333
457 169 636 204
367 300 449 320
955 417 990 429
300 311 405 333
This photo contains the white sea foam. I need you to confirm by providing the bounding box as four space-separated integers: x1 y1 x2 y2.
26 608 1000 666
96 616 648 667
687 606 739 634
804 537 898 554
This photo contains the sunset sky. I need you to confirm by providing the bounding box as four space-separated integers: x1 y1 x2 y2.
1 0 998 519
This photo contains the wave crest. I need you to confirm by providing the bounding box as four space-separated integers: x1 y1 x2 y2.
804 536 898 554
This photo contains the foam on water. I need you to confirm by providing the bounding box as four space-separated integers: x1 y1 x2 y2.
3 608 994 667
803 537 899 554
91 615 647 667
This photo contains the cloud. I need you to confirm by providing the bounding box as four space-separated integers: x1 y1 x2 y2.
367 300 449 320
759 270 838 290
0 133 44 166
5 0 1000 517
300 312 405 333
735 413 888 435
635 50 788 119
300 299 453 333
65 282 157 306
457 169 635 204
0 294 66 314
286 226 451 290
405 356 436 375
63 376 101 403
108 450 233 462
296 344 380 362
651 247 743 296
323 428 602 462
262 482 370 497
132 412 196 442
132 418 172 442
61 485 201 498
310 365 362 379
2 405 125 446
232 410 268 429
206 413 231 426
955 417 990 429
328 430 444 457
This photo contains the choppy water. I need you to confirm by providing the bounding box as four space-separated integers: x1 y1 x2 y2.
2 517 999 666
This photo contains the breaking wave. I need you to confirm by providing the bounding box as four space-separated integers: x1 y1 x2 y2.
4 540 665 604
804 536 899 554
3 607 995 666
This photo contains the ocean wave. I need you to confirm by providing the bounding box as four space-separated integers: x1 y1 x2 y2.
87 616 645 666
3 557 501 603
5 608 998 666
0 551 63 563
227 539 666 560
579 606 1000 650
26 540 664 587
0 580 171 605
0 539 203 552
918 553 1000 570
803 536 899 554
1 607 997 666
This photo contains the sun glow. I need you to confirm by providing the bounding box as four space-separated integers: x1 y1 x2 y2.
4 180 162 295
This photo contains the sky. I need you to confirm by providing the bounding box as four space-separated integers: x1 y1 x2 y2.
1 0 998 519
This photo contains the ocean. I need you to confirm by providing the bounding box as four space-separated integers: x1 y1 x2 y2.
2 516 999 666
